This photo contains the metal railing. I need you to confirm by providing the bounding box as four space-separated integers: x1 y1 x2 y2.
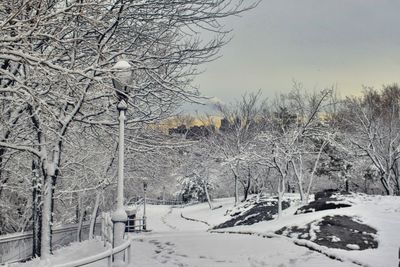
53 237 134 267
0 210 143 266
1 199 181 266
0 232 32 266
52 213 139 267
101 212 147 242
126 197 183 206
0 222 100 265
125 218 146 232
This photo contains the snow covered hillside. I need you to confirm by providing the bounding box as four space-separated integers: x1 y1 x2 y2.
181 192 400 267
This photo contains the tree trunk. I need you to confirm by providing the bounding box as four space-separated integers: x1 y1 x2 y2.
89 193 100 239
396 176 400 196
290 161 305 204
381 174 393 195
298 183 305 204
40 175 54 259
277 176 285 219
40 155 59 260
32 160 42 257
304 142 326 203
392 162 400 195
243 176 251 201
234 174 238 206
77 195 85 242
277 191 282 218
243 166 252 201
231 163 240 206
50 175 56 248
203 181 213 210
0 149 4 197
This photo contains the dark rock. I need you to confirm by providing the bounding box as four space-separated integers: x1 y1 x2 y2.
213 198 290 229
296 200 351 214
276 215 378 250
314 189 350 201
314 189 337 200
296 190 351 214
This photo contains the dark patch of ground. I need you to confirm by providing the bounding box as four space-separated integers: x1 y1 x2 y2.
276 215 378 250
295 189 351 215
213 198 290 229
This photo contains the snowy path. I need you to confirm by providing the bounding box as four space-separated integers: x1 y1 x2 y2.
16 202 362 267
129 205 358 267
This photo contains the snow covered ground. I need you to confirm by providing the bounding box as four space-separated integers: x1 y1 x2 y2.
15 194 400 267
179 194 400 267
13 238 109 267
126 202 360 266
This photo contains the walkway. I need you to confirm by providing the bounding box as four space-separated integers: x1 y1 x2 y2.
129 205 358 267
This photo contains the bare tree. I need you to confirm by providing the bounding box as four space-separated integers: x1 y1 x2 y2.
256 86 334 217
209 92 268 205
0 0 259 258
342 85 400 195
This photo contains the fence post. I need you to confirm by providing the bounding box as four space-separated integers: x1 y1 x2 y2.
108 218 113 245
108 254 112 267
101 214 105 246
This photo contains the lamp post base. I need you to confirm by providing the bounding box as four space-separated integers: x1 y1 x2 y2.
112 208 128 266
142 216 147 231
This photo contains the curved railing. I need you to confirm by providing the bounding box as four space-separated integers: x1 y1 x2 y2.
53 238 134 267
126 196 183 206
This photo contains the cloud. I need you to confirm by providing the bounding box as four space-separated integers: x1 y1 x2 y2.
208 97 224 105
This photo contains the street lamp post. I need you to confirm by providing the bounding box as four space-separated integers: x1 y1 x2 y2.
143 180 148 231
111 60 132 267
162 185 166 205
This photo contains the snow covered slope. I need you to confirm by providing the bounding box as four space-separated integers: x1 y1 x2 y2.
181 193 400 267
15 193 399 267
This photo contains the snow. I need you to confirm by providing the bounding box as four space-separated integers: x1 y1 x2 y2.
112 60 131 70
14 194 400 267
14 238 109 267
308 220 320 241
180 197 241 227
346 244 360 250
127 200 358 266
197 193 400 267
129 231 353 267
125 205 137 216
330 235 341 242
111 208 128 221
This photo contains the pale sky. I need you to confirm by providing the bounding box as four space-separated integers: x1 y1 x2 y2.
187 0 400 112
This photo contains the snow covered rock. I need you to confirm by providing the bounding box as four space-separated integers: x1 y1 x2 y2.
295 189 351 214
276 215 378 250
213 195 290 229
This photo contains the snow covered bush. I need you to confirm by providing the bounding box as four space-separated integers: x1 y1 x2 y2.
176 176 214 203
